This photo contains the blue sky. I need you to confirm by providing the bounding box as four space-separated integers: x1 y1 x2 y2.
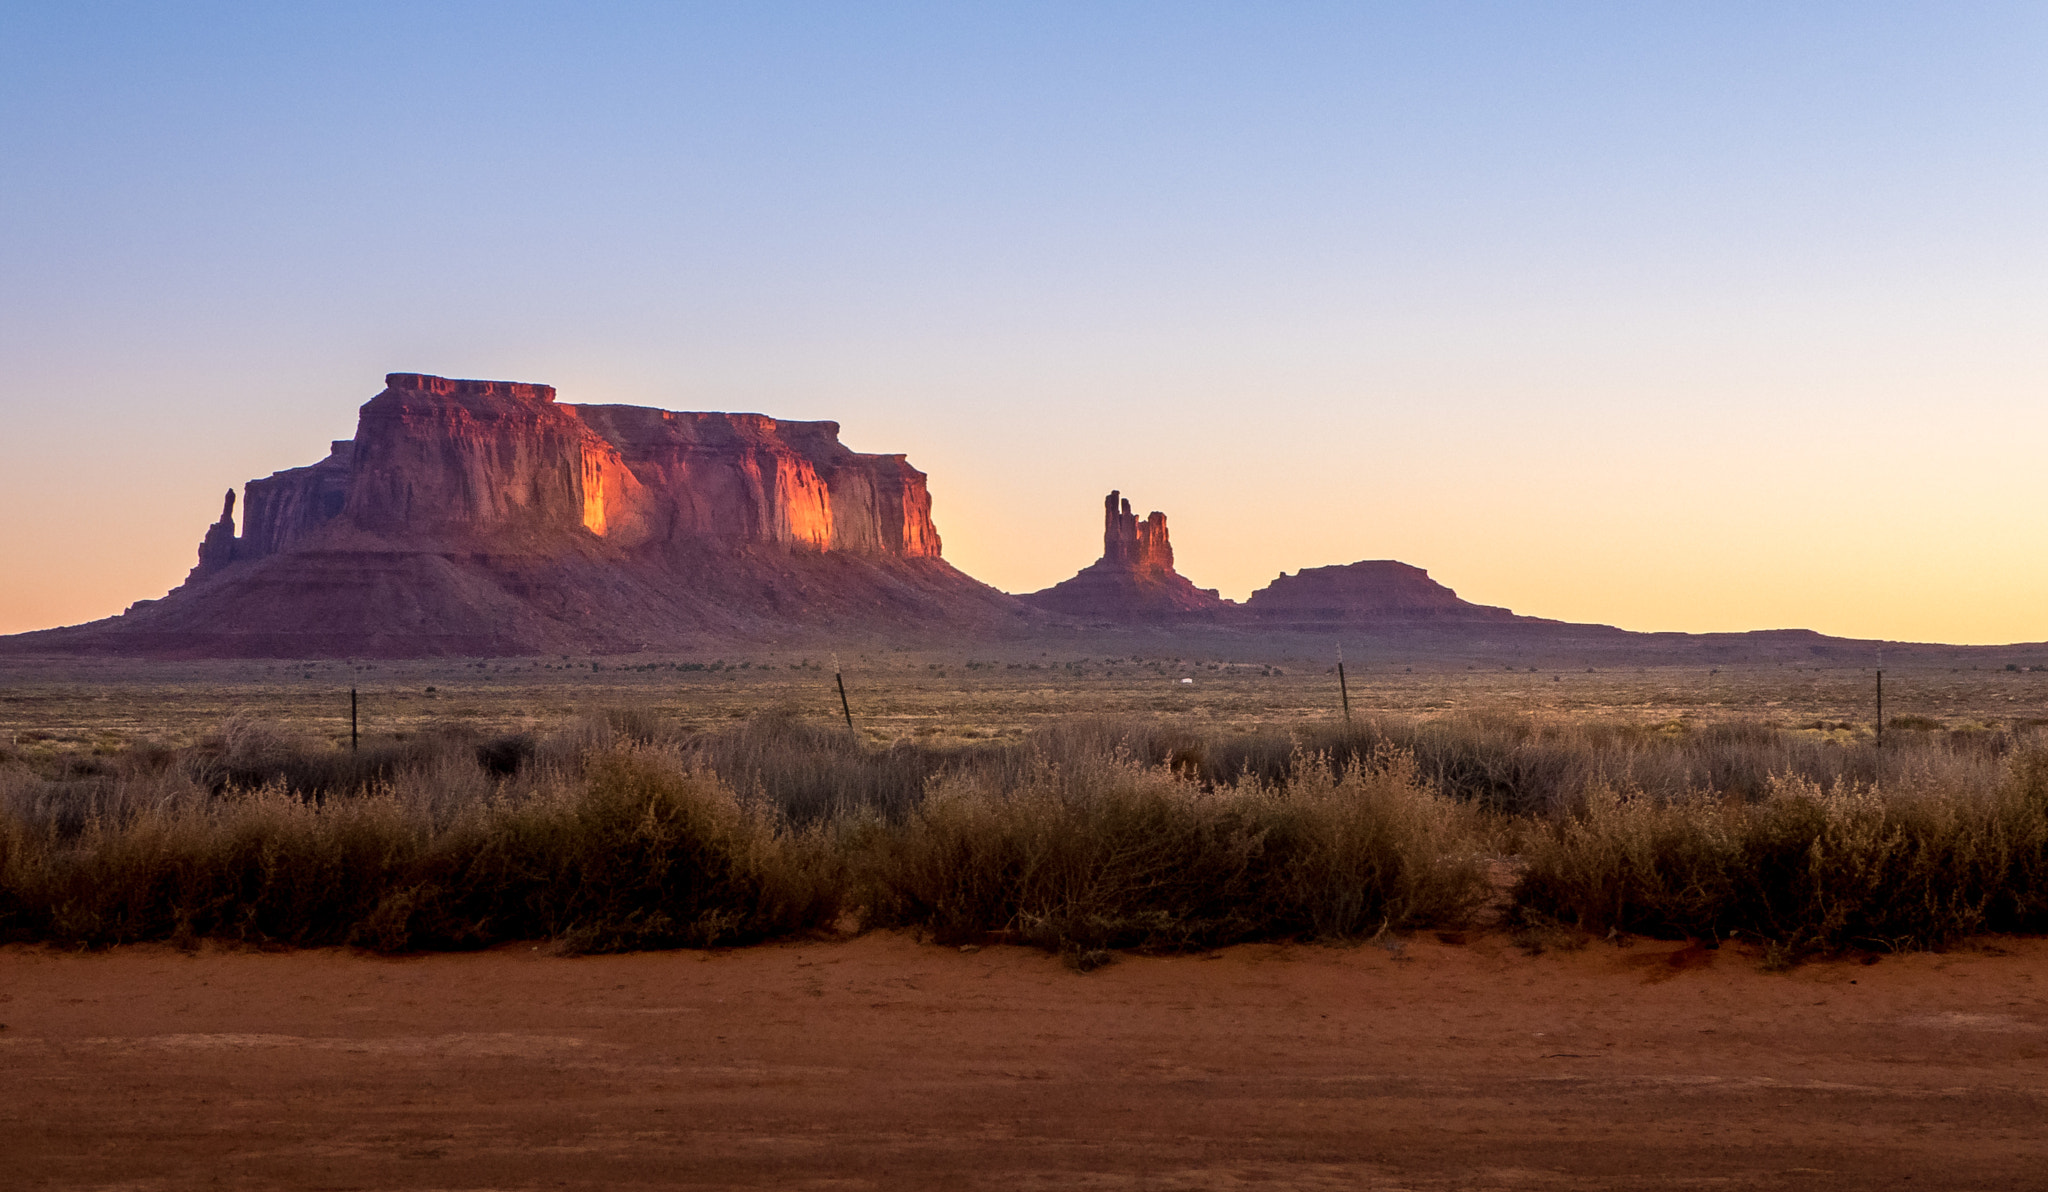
5 3 2047 641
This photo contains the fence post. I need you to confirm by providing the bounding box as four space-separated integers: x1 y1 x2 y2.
350 687 359 753
1337 645 1352 724
833 654 856 738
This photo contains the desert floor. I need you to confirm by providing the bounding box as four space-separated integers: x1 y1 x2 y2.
7 653 2048 754
5 932 2046 1191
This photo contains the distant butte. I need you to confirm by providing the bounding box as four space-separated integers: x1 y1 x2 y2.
1021 491 1229 621
1018 495 1521 628
0 374 2025 663
6 373 1023 657
1241 560 1520 626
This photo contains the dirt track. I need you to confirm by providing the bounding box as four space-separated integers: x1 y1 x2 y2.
4 933 2046 1190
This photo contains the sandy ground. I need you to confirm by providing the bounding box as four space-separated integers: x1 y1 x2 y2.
4 933 2046 1191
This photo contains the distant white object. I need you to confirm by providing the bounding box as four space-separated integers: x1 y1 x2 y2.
1180 677 1194 684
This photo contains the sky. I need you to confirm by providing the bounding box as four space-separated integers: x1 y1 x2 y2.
4 2 2047 644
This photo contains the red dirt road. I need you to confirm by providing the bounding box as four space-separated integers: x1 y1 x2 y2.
4 933 2046 1190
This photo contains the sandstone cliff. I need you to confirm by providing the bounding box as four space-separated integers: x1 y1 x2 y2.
17 373 1018 657
1021 491 1229 620
570 404 940 557
5 382 2003 665
210 373 945 560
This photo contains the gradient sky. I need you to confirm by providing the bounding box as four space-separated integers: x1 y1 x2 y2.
5 3 2047 643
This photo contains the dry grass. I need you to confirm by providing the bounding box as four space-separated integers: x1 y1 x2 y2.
856 748 1488 963
0 738 836 952
10 654 2048 757
1514 752 2048 952
4 705 2048 961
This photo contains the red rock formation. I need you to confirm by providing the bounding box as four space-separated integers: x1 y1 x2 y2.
14 373 1014 657
570 405 941 557
224 374 945 560
187 490 238 582
339 374 633 543
1021 490 1228 620
1242 560 1518 625
1100 492 1175 576
241 441 354 558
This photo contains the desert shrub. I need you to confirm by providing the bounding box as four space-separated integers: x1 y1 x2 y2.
180 713 540 798
1510 785 1746 941
354 746 836 952
0 744 836 952
680 710 966 821
1010 713 1923 815
3 779 414 947
8 706 2048 959
1514 746 2048 952
858 749 1489 957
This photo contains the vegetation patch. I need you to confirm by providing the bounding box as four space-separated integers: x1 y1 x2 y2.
4 708 2047 962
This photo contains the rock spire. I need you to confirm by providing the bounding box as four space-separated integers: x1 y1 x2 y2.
1021 490 1227 620
188 488 238 581
1101 490 1175 575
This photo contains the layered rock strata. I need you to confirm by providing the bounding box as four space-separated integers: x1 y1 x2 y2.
206 374 947 560
16 373 1017 656
11 374 1968 665
1021 491 1228 620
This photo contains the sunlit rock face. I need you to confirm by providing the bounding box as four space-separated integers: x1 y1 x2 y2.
36 373 1009 656
1100 492 1176 577
570 405 942 557
338 374 645 544
218 373 945 559
1021 490 1229 620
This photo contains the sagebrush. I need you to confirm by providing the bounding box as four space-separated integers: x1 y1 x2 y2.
5 709 2046 958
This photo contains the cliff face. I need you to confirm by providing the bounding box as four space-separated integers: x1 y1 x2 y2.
241 441 353 557
6 373 1985 664
1022 490 1228 620
569 405 940 557
205 373 946 562
338 374 644 544
41 373 1007 657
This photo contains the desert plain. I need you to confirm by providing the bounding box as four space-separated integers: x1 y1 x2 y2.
8 647 2048 754
6 652 2048 1189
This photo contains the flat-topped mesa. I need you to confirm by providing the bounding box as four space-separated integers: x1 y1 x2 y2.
382 373 557 403
205 372 944 560
63 370 1012 656
1243 560 1517 623
1022 489 1227 620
